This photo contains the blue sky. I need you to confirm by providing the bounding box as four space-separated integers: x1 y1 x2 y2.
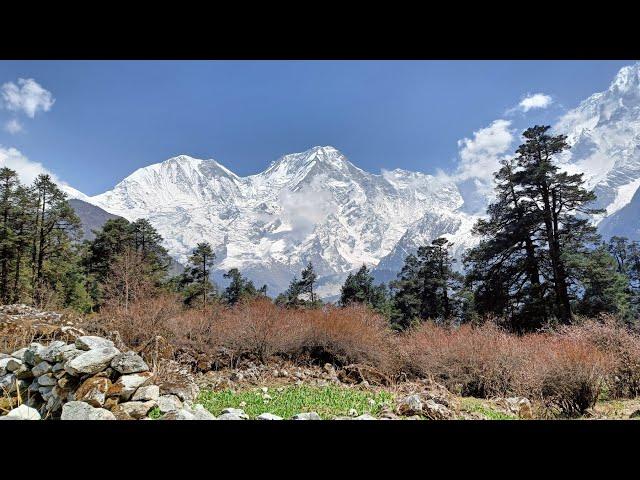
0 60 635 195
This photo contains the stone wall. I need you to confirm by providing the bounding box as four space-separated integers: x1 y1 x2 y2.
1 335 212 420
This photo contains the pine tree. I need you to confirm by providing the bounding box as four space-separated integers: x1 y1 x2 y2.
299 262 318 304
183 242 216 308
340 264 392 316
0 168 20 303
223 268 264 305
391 237 461 329
465 125 603 330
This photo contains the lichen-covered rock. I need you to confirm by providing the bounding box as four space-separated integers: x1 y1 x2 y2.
11 347 28 360
118 400 157 419
5 357 22 372
216 413 246 420
158 394 183 413
14 364 34 380
61 401 116 420
422 399 453 420
108 371 153 401
75 377 112 407
131 385 159 402
111 351 149 374
158 377 199 403
0 357 13 375
6 404 41 420
292 412 322 420
160 409 195 420
75 336 115 351
397 394 423 416
64 346 120 375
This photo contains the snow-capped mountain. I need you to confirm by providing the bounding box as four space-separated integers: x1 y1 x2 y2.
71 146 469 296
556 62 640 221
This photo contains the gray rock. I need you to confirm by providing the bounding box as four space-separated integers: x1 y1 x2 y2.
64 346 120 375
158 394 183 413
6 404 41 420
51 362 65 373
110 372 153 401
75 336 115 351
61 401 116 420
131 385 159 402
257 412 283 420
14 364 34 380
159 379 199 403
0 357 13 375
5 357 23 372
39 341 67 362
292 412 322 420
11 347 28 360
57 347 83 362
216 413 246 420
111 351 149 374
354 414 377 420
189 404 216 420
160 409 195 420
32 361 52 377
397 394 423 416
0 373 16 392
37 374 58 386
38 385 54 400
220 407 248 419
119 400 157 419
23 343 45 365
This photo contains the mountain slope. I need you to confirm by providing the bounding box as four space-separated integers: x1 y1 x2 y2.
73 147 466 296
68 199 123 241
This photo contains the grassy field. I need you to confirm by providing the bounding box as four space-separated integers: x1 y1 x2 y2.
197 385 395 419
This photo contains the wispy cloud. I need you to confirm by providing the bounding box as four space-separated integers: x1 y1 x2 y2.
1 78 55 118
3 119 23 134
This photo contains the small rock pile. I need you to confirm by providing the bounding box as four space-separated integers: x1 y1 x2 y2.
0 335 211 420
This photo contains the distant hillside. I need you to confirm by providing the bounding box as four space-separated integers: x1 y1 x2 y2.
69 199 123 241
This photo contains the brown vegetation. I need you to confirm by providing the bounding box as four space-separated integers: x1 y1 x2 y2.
6 295 640 417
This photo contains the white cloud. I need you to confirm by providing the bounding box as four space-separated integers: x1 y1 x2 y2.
518 93 553 112
455 119 515 183
1 78 55 118
0 145 58 185
3 119 23 134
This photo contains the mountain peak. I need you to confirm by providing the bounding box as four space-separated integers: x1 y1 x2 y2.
610 62 640 93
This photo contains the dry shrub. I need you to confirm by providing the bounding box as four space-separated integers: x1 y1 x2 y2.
400 322 525 398
400 321 612 415
559 316 640 399
523 334 611 416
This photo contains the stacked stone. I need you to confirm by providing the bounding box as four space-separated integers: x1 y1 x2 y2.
0 335 210 420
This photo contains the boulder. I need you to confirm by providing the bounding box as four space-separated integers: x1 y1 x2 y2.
292 412 322 420
161 409 195 420
132 385 159 402
14 364 34 380
111 351 149 374
158 394 183 413
189 404 216 420
5 357 22 372
75 377 112 407
354 414 377 420
64 346 120 375
61 401 116 420
0 357 13 375
216 413 246 420
220 407 248 419
257 412 283 420
108 371 153 401
118 400 157 419
6 404 41 420
75 336 115 351
158 377 199 403
423 399 453 420
397 394 423 416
